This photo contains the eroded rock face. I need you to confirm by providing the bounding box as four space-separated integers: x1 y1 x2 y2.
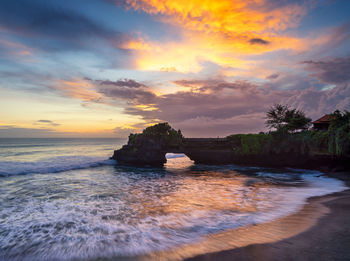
111 122 184 166
112 138 167 166
183 138 233 164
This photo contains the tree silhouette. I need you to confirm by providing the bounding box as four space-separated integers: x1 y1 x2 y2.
265 104 311 133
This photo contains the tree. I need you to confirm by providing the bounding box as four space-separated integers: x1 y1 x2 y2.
265 104 311 133
133 122 183 147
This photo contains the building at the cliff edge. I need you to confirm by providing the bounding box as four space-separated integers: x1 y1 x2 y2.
312 115 331 131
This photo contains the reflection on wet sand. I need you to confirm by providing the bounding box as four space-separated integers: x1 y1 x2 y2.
145 193 335 261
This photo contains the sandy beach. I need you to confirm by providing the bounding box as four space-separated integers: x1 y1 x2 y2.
185 171 350 261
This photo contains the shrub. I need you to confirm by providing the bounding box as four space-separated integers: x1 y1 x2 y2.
328 110 350 156
227 133 270 155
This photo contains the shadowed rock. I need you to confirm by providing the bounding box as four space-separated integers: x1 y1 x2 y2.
111 123 350 170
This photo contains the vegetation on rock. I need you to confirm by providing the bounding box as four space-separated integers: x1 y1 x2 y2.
227 108 349 159
328 110 350 156
265 104 312 133
114 108 349 167
128 122 183 148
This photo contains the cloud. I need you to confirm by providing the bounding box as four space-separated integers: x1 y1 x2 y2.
306 23 350 58
249 38 270 45
266 73 280 80
0 126 58 138
19 72 350 137
50 79 103 102
91 78 146 88
116 79 289 136
91 78 157 105
120 0 311 73
0 39 33 58
109 78 350 136
303 56 350 84
284 83 350 118
49 78 156 108
0 0 127 52
36 120 60 126
126 0 307 35
114 126 139 138
0 125 122 138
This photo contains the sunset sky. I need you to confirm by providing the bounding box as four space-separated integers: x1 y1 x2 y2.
0 0 349 137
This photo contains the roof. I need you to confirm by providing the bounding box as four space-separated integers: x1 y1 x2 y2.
312 114 331 124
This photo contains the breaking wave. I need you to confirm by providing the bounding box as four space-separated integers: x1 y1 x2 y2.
0 156 115 177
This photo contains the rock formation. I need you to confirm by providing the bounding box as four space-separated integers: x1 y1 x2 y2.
112 123 350 170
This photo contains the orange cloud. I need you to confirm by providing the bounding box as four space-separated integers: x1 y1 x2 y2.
0 39 33 57
127 0 307 35
123 0 310 73
55 79 102 101
123 33 305 73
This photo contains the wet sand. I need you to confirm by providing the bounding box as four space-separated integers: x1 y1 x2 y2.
186 172 350 261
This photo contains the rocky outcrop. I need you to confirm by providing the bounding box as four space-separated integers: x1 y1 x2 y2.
183 138 233 164
111 122 183 166
112 138 167 166
112 123 350 170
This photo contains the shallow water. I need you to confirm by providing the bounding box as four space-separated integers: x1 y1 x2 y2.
0 139 347 260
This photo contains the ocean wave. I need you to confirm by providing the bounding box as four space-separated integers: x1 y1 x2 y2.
0 156 115 176
0 168 346 260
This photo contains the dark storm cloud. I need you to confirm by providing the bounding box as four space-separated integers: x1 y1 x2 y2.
0 0 126 51
303 56 350 84
249 38 270 45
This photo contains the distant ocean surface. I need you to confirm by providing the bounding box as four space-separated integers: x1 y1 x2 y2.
0 138 347 260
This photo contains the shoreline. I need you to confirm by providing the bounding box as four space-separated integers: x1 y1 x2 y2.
182 171 350 261
128 171 350 261
101 169 350 261
133 171 350 261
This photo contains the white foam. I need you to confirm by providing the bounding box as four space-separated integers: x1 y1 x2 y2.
0 163 347 260
0 156 115 176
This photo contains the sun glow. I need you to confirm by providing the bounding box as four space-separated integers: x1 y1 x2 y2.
123 0 309 73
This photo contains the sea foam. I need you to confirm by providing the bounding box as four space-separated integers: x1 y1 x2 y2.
0 156 115 176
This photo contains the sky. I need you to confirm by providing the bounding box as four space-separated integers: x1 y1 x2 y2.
0 0 350 138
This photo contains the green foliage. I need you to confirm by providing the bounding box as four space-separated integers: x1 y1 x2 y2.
227 133 271 155
127 122 183 148
128 133 137 144
328 110 350 156
227 131 311 156
304 130 329 154
142 122 173 137
265 104 311 133
227 109 349 158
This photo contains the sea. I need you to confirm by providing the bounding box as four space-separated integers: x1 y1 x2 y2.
0 138 347 260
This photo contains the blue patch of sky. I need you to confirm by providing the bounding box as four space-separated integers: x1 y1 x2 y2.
296 0 350 36
52 0 183 42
